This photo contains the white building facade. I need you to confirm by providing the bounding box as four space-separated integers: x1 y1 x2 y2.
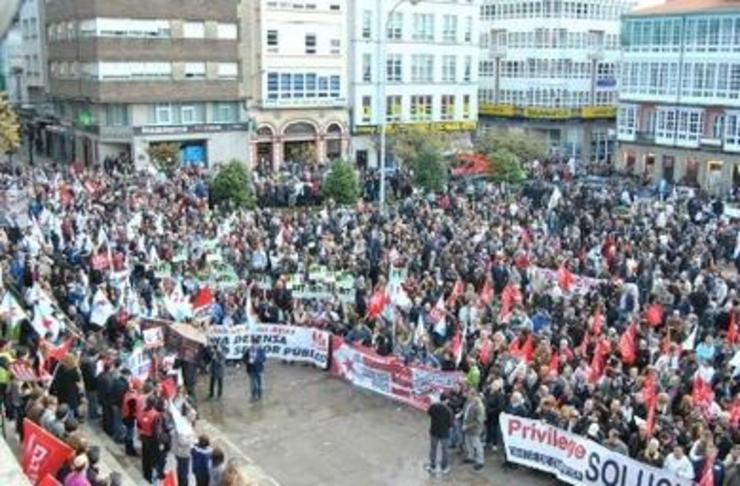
349 0 480 169
240 0 350 172
479 0 634 162
18 0 47 105
616 0 740 194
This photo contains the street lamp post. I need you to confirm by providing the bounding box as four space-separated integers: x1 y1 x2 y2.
378 0 420 211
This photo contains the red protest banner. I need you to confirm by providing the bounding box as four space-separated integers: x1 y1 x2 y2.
21 419 74 484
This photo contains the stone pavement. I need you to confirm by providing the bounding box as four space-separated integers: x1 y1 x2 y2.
195 365 557 486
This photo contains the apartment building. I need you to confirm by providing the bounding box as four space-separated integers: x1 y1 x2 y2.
239 0 349 172
479 0 634 162
349 0 480 169
44 0 247 168
616 0 740 194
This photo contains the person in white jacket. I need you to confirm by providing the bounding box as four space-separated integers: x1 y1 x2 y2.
663 445 695 481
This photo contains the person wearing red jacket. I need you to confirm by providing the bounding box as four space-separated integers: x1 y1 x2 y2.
122 378 144 456
137 395 162 483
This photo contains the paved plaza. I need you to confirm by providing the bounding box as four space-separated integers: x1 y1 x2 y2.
195 365 556 486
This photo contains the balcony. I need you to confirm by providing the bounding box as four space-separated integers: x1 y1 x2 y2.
487 46 506 58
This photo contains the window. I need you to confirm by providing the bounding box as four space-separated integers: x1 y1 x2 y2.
656 107 677 144
154 103 172 124
330 39 341 54
184 62 206 79
213 102 238 122
386 54 402 82
305 34 316 54
362 53 372 82
462 95 471 119
618 105 638 140
217 63 238 79
267 30 278 50
180 104 205 124
413 13 434 41
675 109 704 147
183 21 205 39
217 23 237 40
386 95 402 122
441 95 455 120
442 55 457 82
463 56 472 82
411 55 433 82
726 111 740 150
464 17 473 43
361 95 372 123
410 95 432 121
267 73 279 99
104 104 128 126
387 12 403 40
330 75 340 97
362 10 372 39
442 15 458 43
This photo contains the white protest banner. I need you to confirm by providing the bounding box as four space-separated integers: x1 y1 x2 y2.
143 327 164 349
208 324 330 368
499 414 693 486
125 347 151 380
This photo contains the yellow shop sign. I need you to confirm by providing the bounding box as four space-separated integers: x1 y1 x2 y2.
523 107 573 119
479 103 516 117
581 106 617 119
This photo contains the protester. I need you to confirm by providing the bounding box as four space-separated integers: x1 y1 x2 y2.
241 338 266 402
462 387 485 471
191 435 213 486
1 156 739 485
425 393 452 475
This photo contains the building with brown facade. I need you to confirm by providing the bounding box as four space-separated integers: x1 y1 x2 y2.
44 0 248 168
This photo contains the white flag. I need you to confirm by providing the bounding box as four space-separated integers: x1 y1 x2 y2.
90 289 115 327
0 292 27 328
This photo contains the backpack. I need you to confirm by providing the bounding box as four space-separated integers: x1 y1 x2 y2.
154 414 171 448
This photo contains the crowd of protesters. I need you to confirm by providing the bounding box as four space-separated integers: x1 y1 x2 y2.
0 153 739 485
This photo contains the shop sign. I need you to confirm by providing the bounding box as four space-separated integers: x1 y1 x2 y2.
133 123 249 136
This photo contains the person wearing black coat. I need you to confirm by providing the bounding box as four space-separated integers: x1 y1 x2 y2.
79 348 99 420
484 381 507 450
96 361 114 435
426 395 453 475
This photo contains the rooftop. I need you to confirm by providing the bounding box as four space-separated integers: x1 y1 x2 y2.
630 0 740 16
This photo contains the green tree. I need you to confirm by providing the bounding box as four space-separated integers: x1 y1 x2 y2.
0 92 21 155
147 142 180 172
412 146 448 193
476 131 547 163
489 148 526 184
322 159 360 205
389 125 448 165
210 160 256 209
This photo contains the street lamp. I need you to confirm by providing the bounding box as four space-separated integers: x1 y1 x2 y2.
378 0 421 211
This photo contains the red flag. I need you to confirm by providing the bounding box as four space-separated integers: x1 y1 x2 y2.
447 280 465 307
692 377 714 407
162 469 178 486
644 303 663 328
728 311 738 345
478 279 494 307
698 454 716 486
557 264 574 293
577 332 590 357
730 399 740 429
21 419 74 483
38 474 63 486
10 360 52 382
366 289 389 320
618 322 637 365
43 338 75 372
588 339 609 383
499 284 522 321
643 372 658 436
591 307 604 336
191 287 214 313
509 334 534 363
